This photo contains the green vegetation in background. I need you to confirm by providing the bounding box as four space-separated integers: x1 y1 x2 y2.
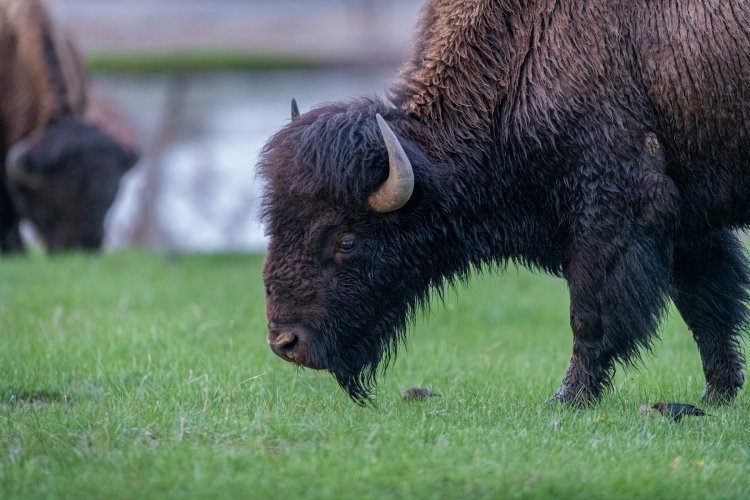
85 51 326 74
0 252 748 499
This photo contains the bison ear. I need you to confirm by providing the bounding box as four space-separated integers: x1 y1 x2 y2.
369 114 414 213
291 99 300 120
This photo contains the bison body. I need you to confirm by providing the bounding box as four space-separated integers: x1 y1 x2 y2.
260 1 750 404
0 0 137 252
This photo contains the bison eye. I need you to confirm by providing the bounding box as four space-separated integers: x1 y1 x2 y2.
337 235 356 253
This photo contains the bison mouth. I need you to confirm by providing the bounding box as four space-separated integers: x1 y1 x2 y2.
267 320 387 404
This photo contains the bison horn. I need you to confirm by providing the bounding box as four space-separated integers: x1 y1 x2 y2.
5 138 42 189
369 114 414 213
291 99 300 120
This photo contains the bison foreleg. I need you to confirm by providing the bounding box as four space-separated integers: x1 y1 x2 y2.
552 228 672 404
0 187 23 253
673 230 749 404
550 137 679 405
550 229 674 405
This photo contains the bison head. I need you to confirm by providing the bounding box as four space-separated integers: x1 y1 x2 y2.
259 99 452 403
5 115 138 251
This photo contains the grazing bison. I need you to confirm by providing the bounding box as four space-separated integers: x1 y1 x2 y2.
0 0 138 253
260 1 750 405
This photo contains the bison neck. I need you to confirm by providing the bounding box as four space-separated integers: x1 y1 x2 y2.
425 149 565 277
391 1 565 273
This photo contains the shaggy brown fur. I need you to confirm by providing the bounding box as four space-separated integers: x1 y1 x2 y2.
0 0 86 147
393 1 750 176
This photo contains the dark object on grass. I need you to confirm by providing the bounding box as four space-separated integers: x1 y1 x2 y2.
652 402 713 422
0 0 138 253
261 0 750 406
401 387 440 402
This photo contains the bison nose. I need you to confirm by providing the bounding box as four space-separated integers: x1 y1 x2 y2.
267 323 303 362
269 331 299 358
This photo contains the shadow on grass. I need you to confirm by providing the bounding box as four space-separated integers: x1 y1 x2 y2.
1 390 71 409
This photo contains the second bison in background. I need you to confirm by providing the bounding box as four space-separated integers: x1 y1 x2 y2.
260 1 750 405
0 0 138 253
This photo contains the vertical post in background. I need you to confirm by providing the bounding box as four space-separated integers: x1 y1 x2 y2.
130 74 189 249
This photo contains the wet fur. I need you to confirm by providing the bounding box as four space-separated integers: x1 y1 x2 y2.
261 0 750 403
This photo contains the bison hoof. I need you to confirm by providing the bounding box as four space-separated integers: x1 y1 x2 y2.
701 370 744 405
701 385 737 405
546 384 600 407
701 384 742 406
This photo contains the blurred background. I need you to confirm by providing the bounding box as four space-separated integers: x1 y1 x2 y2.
44 0 423 252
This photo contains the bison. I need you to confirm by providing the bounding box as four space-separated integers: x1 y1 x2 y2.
0 0 138 253
259 1 750 405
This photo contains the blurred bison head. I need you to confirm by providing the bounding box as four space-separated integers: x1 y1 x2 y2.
259 99 452 402
5 115 137 251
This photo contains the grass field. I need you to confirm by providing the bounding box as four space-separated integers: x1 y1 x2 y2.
1 252 748 499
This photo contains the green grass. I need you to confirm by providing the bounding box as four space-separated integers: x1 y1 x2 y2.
85 51 326 74
1 252 748 499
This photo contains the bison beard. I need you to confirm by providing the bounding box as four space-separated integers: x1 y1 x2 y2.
260 1 750 405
